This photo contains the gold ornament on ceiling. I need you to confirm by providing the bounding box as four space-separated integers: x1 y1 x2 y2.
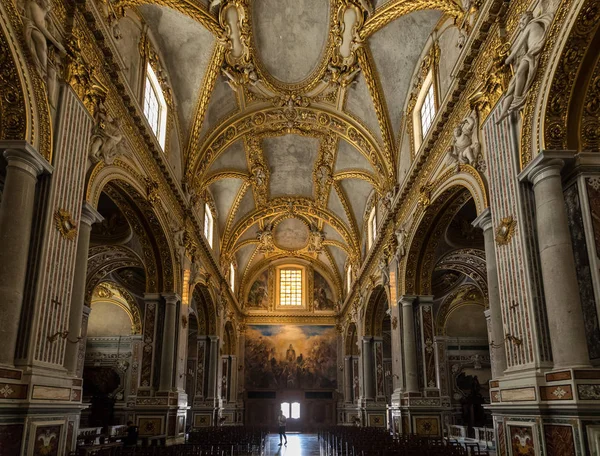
54 209 78 241
495 216 517 246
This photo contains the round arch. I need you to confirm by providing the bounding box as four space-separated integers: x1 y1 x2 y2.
400 185 472 295
363 284 388 337
86 163 177 293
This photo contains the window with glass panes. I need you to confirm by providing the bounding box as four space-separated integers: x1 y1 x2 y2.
420 84 435 137
144 74 161 138
279 268 302 306
204 204 213 247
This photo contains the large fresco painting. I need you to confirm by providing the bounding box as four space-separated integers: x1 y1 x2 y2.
247 270 269 309
313 271 335 310
245 325 337 389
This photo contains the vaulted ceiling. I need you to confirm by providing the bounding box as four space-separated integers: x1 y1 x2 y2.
132 0 459 303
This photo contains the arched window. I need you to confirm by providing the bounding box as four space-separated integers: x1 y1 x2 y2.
368 206 377 250
230 263 235 292
204 203 214 248
143 64 168 149
346 265 352 294
420 83 436 137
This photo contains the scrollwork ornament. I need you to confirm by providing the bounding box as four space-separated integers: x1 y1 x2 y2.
54 209 78 240
495 216 517 246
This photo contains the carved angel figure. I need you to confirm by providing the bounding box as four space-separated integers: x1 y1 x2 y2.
89 105 125 165
21 0 65 75
447 109 480 166
496 11 553 122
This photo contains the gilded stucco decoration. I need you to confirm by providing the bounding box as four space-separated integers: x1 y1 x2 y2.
54 209 78 241
542 0 600 152
495 216 517 246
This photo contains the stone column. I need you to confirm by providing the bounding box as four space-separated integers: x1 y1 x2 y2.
65 203 103 375
520 152 590 368
362 337 375 400
418 297 436 389
401 295 419 393
0 142 52 366
344 355 353 402
206 335 219 401
228 355 238 403
159 293 180 391
473 208 507 377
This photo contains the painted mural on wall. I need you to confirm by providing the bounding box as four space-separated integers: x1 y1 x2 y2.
313 270 335 310
245 325 337 389
247 270 269 309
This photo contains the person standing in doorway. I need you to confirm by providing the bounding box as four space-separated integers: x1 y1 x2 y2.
277 410 287 446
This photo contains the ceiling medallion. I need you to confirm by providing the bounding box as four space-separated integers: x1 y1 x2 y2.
54 209 78 241
495 216 517 246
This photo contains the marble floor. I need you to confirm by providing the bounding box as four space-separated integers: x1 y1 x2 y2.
264 433 320 456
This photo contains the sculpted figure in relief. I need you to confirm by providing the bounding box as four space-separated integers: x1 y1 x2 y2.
496 11 552 122
22 0 66 108
89 102 125 165
395 224 407 260
447 110 480 166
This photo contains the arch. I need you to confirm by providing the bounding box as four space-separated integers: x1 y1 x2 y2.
187 105 392 186
345 322 359 356
91 281 143 335
224 197 360 255
359 0 464 40
435 284 484 336
401 186 471 295
85 245 146 305
191 283 217 336
112 0 220 36
434 248 488 304
0 1 52 161
541 0 600 153
363 285 388 337
222 321 236 356
86 162 177 293
429 165 488 215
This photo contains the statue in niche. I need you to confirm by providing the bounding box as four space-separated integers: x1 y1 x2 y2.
447 109 480 167
89 102 125 165
496 10 553 123
171 224 187 265
21 0 66 108
189 256 201 286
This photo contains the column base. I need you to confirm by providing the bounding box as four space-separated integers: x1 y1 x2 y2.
488 367 600 455
388 389 452 437
189 398 221 428
126 390 188 443
0 366 86 455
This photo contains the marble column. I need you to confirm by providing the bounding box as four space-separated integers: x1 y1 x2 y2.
472 208 507 377
344 356 353 402
65 203 103 375
401 295 419 393
362 337 375 400
206 335 219 401
520 152 590 368
159 293 180 391
0 142 52 366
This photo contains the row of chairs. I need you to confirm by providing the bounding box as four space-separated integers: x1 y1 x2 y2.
318 427 488 456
